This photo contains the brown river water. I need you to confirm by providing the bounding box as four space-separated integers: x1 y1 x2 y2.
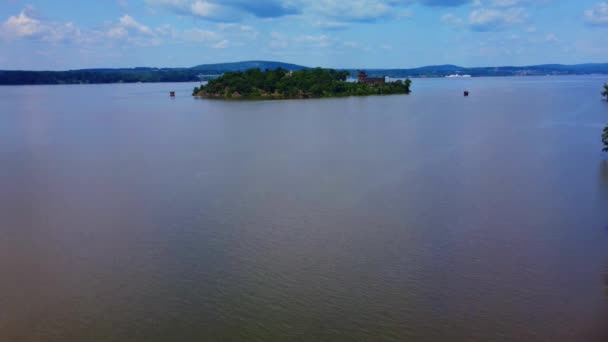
1 76 608 341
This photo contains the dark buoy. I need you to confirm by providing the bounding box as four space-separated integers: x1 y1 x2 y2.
170 91 176 97
464 91 469 97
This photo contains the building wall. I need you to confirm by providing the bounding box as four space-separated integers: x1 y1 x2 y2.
357 71 385 84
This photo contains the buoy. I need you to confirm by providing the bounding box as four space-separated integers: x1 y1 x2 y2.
464 91 469 97
170 91 175 97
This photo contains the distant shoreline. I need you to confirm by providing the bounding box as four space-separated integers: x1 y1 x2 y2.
2 60 608 86
1 73 607 87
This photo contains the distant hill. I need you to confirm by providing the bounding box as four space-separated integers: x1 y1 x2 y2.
0 61 308 85
361 63 608 78
412 64 466 71
0 68 198 85
191 61 308 72
2 61 608 85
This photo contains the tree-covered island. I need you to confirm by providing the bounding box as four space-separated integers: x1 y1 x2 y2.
603 84 608 152
603 125 608 152
192 67 411 99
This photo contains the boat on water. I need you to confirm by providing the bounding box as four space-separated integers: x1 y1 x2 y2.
446 74 472 78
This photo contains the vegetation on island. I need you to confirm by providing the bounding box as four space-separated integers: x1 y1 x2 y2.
603 125 608 152
192 67 411 99
603 84 608 152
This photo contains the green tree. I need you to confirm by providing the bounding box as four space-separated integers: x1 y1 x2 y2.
404 79 412 93
603 83 608 152
603 125 608 152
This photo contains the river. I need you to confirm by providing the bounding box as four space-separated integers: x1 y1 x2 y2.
1 76 608 341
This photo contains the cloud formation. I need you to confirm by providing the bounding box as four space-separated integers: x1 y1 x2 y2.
469 7 526 31
107 15 153 39
146 0 470 23
145 0 300 21
441 13 464 26
308 0 405 22
585 2 608 26
0 0 602 70
0 7 238 50
0 7 81 43
419 0 471 6
439 0 541 31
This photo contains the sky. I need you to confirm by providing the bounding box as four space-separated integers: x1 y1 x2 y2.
1 0 608 70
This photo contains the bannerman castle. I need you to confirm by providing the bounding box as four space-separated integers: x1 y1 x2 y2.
357 70 386 84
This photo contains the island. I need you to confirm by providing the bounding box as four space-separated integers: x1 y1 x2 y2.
602 83 608 152
192 67 411 99
603 125 608 152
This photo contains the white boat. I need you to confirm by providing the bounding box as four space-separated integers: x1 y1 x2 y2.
446 74 472 78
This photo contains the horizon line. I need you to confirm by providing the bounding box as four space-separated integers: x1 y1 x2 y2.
3 60 608 72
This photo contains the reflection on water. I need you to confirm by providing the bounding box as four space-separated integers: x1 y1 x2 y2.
600 160 608 185
1 78 608 341
604 271 608 297
590 267 608 341
600 160 608 206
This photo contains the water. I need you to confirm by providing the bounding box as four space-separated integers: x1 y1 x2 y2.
1 77 608 341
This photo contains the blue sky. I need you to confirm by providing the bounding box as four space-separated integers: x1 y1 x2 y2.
1 0 608 70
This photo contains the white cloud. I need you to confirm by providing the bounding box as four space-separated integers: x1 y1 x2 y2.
144 0 237 21
155 24 176 36
266 31 338 52
468 7 526 31
217 23 258 40
146 0 423 23
474 0 550 7
441 13 464 26
1 11 43 37
44 22 82 43
105 15 161 46
417 0 471 6
212 39 230 48
441 4 527 31
145 0 298 21
585 2 608 26
307 0 396 22
314 20 350 30
1 8 81 43
488 0 529 7
104 14 231 47
295 34 332 47
181 28 220 42
545 33 558 42
118 15 153 35
190 1 222 17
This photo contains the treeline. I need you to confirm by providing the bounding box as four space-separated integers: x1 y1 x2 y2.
603 84 608 152
193 67 411 99
0 69 200 85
